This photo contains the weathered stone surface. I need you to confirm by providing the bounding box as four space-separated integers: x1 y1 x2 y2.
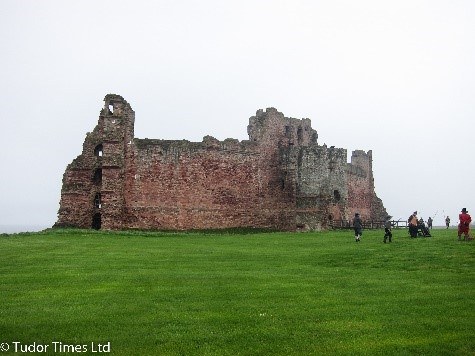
55 94 388 231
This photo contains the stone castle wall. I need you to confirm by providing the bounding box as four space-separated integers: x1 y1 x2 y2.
55 94 388 231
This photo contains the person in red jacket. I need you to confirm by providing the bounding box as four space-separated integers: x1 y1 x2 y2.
458 208 472 241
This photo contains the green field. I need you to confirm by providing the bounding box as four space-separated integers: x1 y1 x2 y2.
1 228 474 355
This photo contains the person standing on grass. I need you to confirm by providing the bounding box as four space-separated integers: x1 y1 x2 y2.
427 217 433 229
458 208 472 241
445 216 451 229
384 216 393 243
353 213 363 242
418 217 425 228
408 211 418 238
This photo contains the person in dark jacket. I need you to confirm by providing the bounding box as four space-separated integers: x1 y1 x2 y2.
353 213 363 242
427 217 433 229
445 216 451 229
384 216 393 243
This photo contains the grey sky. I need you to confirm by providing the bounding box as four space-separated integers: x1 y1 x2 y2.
1 0 473 231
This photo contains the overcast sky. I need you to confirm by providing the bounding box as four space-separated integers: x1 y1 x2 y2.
1 0 473 231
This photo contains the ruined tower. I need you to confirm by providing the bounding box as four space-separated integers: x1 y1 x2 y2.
55 95 388 231
56 95 135 229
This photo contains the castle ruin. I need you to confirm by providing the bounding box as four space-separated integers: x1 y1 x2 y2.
55 94 388 231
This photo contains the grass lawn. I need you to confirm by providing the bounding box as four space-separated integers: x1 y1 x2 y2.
0 228 474 355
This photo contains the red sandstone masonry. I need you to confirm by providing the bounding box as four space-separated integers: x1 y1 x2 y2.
55 94 387 231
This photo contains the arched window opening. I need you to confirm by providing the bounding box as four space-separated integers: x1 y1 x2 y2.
108 103 114 114
94 193 102 209
94 144 103 157
333 190 341 201
328 214 333 221
93 168 102 184
92 213 101 230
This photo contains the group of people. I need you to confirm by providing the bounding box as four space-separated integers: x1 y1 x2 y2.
407 211 432 238
351 208 472 242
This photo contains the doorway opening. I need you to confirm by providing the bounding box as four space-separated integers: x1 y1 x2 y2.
92 213 101 230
